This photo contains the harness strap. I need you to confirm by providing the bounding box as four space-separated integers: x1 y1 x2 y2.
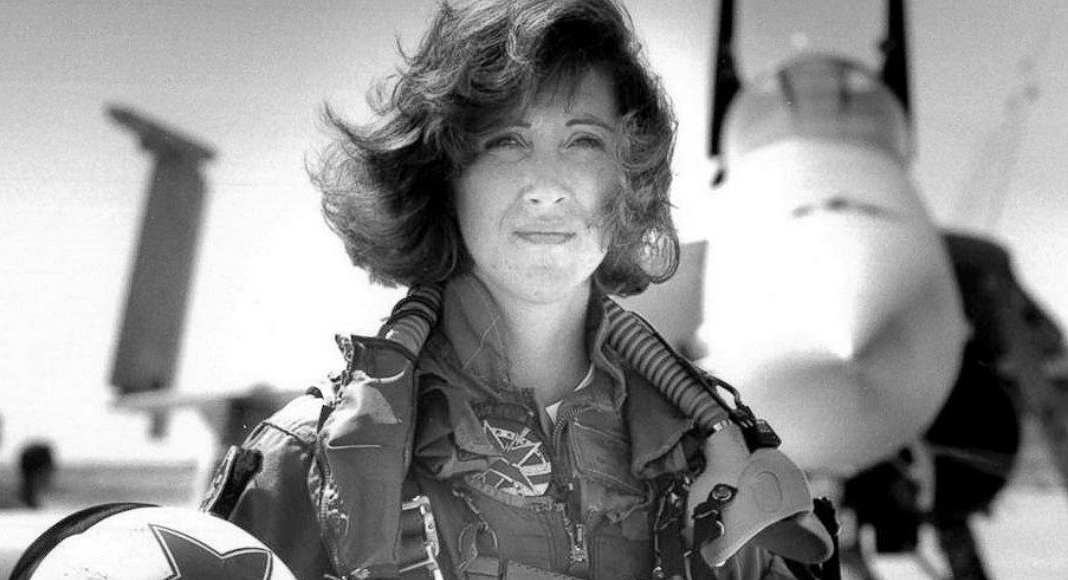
685 483 728 580
691 483 736 547
651 475 689 580
397 496 445 580
652 475 741 580
450 485 502 580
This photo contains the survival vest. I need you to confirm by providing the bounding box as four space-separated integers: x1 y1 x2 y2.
201 284 839 580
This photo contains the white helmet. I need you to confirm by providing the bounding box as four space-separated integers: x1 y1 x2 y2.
11 503 298 580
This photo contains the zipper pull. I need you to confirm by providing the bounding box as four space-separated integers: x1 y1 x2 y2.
568 522 588 564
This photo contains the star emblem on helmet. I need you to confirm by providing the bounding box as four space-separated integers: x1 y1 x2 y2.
150 524 273 580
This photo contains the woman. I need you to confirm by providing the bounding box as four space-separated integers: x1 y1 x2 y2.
206 1 830 578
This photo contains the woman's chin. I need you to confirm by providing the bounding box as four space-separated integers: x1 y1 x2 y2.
481 268 594 306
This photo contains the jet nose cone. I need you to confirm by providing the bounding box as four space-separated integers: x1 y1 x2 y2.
800 218 955 362
699 195 968 474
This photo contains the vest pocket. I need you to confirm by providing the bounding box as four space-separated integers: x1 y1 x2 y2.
568 418 652 531
569 419 644 496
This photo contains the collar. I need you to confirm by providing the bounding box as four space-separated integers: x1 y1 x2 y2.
416 274 694 478
428 273 628 410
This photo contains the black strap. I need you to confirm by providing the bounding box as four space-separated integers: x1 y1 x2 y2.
813 497 842 580
199 445 263 518
691 484 736 547
687 482 738 579
652 475 689 580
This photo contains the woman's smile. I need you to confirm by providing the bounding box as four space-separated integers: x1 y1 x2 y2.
514 231 575 244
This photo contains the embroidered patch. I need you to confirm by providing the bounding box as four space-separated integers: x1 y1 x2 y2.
470 417 552 496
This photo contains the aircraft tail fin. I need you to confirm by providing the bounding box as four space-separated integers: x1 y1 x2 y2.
107 105 215 437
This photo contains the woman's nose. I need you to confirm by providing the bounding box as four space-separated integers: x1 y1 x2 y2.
521 155 569 206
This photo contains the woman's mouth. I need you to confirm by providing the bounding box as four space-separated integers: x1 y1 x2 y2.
515 231 575 245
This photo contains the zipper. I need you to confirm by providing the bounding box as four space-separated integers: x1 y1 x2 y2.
551 405 589 567
552 405 580 453
561 506 589 564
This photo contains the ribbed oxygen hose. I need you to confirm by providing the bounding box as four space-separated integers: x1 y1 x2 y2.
380 285 735 434
602 298 733 433
382 284 445 355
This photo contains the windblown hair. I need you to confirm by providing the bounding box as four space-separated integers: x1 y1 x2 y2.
312 0 678 296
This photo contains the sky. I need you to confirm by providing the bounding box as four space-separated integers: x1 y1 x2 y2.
1 0 1067 465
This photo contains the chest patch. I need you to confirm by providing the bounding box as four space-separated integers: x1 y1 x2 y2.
469 417 553 496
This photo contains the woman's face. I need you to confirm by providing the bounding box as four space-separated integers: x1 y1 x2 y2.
453 67 621 305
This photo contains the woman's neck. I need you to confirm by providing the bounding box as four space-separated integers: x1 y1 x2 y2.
481 279 592 407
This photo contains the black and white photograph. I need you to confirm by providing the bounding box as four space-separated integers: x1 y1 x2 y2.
2 1 1066 578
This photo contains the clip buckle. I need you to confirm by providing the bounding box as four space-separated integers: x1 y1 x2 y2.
399 495 444 580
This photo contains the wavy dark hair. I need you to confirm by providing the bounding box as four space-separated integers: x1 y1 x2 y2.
312 0 678 296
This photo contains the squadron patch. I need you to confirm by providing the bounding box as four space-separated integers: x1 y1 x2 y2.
470 416 553 496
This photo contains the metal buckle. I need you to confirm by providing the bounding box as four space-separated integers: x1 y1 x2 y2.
399 495 445 580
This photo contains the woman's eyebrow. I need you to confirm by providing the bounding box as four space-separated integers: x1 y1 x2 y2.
565 116 613 130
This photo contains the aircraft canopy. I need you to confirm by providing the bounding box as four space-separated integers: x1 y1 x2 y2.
722 55 911 166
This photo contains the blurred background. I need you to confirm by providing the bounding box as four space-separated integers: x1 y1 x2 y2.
2 0 1067 578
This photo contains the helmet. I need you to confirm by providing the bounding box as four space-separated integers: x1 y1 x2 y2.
11 503 298 580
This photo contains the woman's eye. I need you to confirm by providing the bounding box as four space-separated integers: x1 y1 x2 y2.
568 134 604 149
483 134 524 150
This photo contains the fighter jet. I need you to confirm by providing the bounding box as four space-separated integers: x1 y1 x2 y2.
627 0 969 478
622 1 1067 577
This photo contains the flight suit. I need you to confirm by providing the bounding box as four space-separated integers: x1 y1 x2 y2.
204 276 796 579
